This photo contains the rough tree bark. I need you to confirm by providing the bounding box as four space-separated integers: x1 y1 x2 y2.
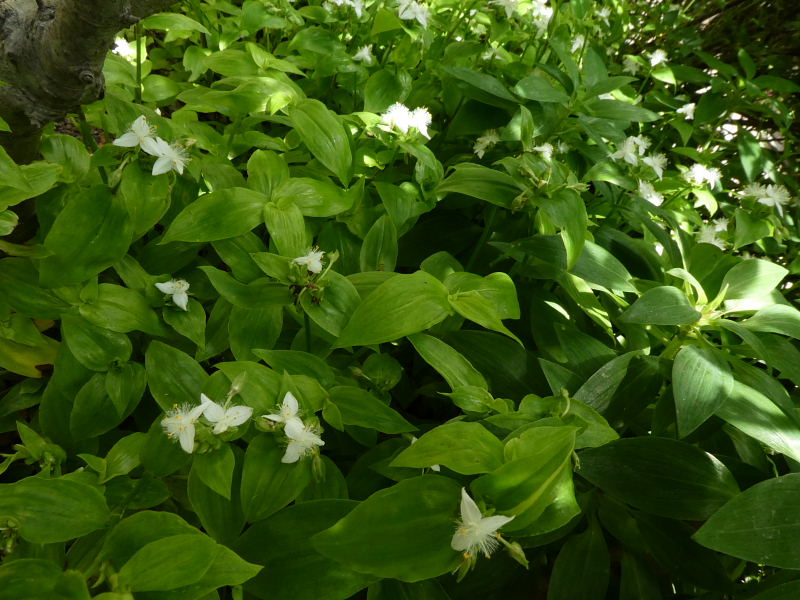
0 0 175 163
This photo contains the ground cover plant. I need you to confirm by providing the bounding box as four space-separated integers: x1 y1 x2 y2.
1 0 799 598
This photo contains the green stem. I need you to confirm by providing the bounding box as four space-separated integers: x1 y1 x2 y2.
304 311 312 352
465 205 498 272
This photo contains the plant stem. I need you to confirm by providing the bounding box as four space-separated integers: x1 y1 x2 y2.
304 311 312 352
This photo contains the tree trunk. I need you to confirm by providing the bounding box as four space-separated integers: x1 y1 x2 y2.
0 0 174 163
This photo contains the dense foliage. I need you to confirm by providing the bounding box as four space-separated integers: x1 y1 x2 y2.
1 0 799 598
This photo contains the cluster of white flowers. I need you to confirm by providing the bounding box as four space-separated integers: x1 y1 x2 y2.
113 115 189 176
610 135 651 165
161 394 253 453
293 248 326 274
473 130 500 159
638 180 664 206
324 0 364 17
397 0 430 28
451 488 514 560
353 45 374 65
676 102 696 121
697 218 729 249
264 392 325 463
739 183 792 208
155 279 191 311
685 163 723 189
380 102 432 139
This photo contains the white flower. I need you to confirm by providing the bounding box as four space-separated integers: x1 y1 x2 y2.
113 115 159 153
293 248 325 274
263 391 302 424
353 45 374 64
623 56 641 75
649 49 668 67
489 0 518 19
712 217 729 232
610 137 640 165
676 102 696 120
155 279 190 311
161 402 208 453
348 0 365 17
282 418 325 463
397 0 430 28
451 488 514 559
642 153 667 179
697 222 726 249
597 6 611 25
473 130 500 159
630 135 651 154
686 164 722 189
380 103 432 138
756 184 791 208
200 394 253 434
638 180 664 206
529 0 553 33
534 143 554 161
112 37 137 62
739 183 768 199
570 34 585 54
148 137 189 175
557 141 570 154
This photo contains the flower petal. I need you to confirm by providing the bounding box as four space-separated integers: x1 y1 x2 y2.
178 423 196 453
172 291 189 311
225 405 254 426
202 400 226 423
459 487 483 525
281 441 303 463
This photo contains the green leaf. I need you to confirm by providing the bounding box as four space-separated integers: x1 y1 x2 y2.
119 161 172 239
673 345 734 437
720 258 788 301
0 559 90 600
234 500 377 600
389 421 503 474
289 99 352 186
570 241 637 292
139 12 210 33
578 437 739 520
513 75 570 103
145 341 208 411
118 534 219 591
574 351 638 414
79 284 166 336
162 188 268 243
40 186 132 287
328 386 416 434
312 476 461 582
743 305 800 339
335 271 452 347
547 521 609 600
694 473 800 569
193 445 236 500
263 200 308 258
301 270 362 337
408 333 487 391
436 164 521 209
583 99 660 122
439 66 518 108
253 349 336 387
240 434 312 522
360 215 398 272
619 286 700 325
0 476 110 543
274 177 354 217
61 313 132 371
247 150 289 199
40 135 90 183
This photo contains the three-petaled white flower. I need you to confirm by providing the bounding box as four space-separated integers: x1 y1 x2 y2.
623 56 641 75
293 249 325 274
397 0 430 28
677 102 696 120
161 402 207 453
649 49 668 67
380 103 432 139
610 135 649 166
697 220 728 249
112 37 138 63
473 130 500 159
451 488 514 559
533 143 555 161
155 279 190 311
282 418 325 463
686 164 722 189
113 115 159 154
570 34 585 54
638 180 664 206
489 0 518 19
642 153 668 179
263 391 302 425
353 45 374 64
149 137 189 176
200 394 253 434
755 184 791 208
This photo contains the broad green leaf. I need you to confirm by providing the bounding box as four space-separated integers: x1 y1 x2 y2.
439 66 518 108
79 284 166 336
408 333 487 391
364 68 412 113
301 270 362 337
145 341 208 410
201 266 291 308
312 476 461 582
583 99 660 122
139 12 210 34
0 476 110 543
619 286 700 325
695 473 800 569
537 189 587 269
162 188 268 243
274 177 354 217
743 305 800 339
193 445 236 500
229 305 283 361
70 373 126 439
513 75 570 103
360 215 398 272
61 313 131 371
389 421 503 474
289 99 352 186
0 559 90 600
263 200 308 258
119 161 171 239
247 150 289 199
188 462 246 545
40 135 90 183
234 500 378 600
254 349 336 387
436 164 521 209
336 271 452 347
40 186 132 287
720 258 787 301
118 533 219 591
574 351 638 413
578 437 739 520
240 434 312 522
547 521 609 600
570 241 637 292
328 386 415 434
673 345 733 437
